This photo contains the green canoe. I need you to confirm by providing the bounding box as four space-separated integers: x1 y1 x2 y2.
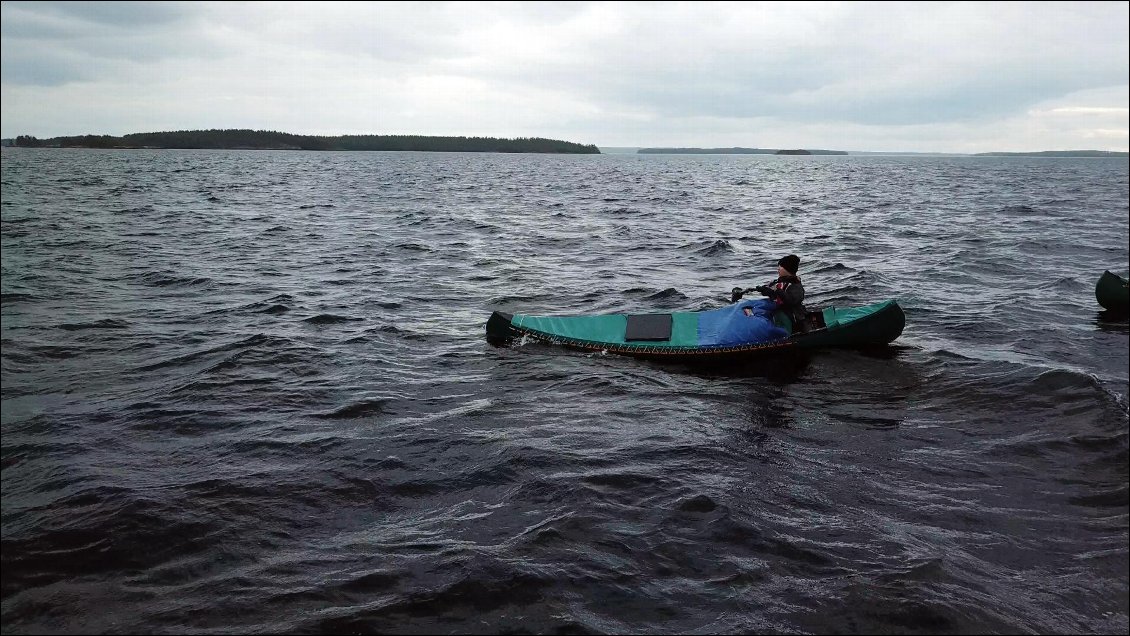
486 299 905 363
1096 270 1129 312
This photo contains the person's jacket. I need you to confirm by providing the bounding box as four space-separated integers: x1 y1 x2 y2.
761 275 806 325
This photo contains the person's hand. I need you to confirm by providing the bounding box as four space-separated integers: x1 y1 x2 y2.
755 285 772 297
730 287 744 302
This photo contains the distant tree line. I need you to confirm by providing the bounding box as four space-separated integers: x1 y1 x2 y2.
13 135 44 147
9 129 600 154
637 147 848 155
639 147 778 154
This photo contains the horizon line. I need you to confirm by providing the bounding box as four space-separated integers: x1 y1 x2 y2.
2 130 1126 156
596 146 1130 155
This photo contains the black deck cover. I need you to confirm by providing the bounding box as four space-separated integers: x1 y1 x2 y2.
625 313 673 341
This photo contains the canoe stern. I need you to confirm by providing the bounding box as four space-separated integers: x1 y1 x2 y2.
485 311 517 344
795 300 905 349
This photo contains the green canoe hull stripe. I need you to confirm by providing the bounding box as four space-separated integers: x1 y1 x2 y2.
509 299 903 352
513 312 700 347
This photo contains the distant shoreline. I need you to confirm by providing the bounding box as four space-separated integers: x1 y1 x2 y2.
3 129 601 154
972 150 1128 157
629 147 1127 157
637 147 847 155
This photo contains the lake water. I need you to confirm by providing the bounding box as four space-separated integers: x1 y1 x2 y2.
2 148 1127 634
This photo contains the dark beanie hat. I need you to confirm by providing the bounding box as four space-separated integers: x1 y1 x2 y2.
778 254 800 275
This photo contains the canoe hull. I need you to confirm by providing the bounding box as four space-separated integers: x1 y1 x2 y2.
1096 270 1129 312
486 300 905 362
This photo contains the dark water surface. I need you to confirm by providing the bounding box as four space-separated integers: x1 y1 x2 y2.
2 148 1127 634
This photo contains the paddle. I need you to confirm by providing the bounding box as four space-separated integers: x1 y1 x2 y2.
731 286 776 302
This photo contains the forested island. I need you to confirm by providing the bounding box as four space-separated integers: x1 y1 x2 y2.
637 147 847 155
973 150 1128 157
7 129 601 154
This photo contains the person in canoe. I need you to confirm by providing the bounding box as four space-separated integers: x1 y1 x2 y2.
731 254 808 334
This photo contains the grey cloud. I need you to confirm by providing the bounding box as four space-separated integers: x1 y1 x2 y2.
468 11 1127 128
593 64 1116 126
5 0 198 30
1 1 230 85
0 47 91 86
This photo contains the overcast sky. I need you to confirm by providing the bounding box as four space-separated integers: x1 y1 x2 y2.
2 1 1127 152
